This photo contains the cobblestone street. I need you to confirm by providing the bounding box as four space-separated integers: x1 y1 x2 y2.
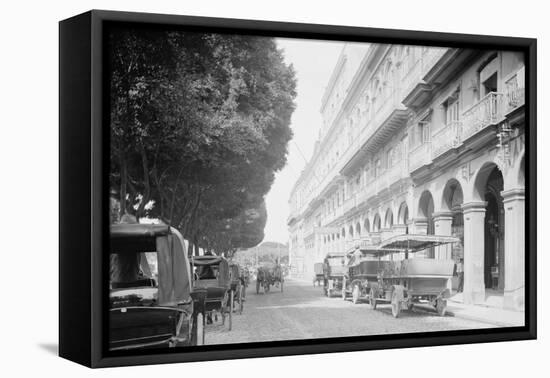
205 278 493 345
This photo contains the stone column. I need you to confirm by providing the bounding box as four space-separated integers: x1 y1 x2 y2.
432 212 454 259
410 218 428 257
392 224 408 235
462 202 487 305
433 211 454 291
412 218 428 234
381 228 393 241
501 188 525 311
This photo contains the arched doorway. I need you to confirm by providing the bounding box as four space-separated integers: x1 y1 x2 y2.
373 214 381 232
443 179 464 262
518 155 525 187
397 202 409 233
355 222 362 238
418 190 435 257
364 218 371 235
474 164 505 291
384 209 394 229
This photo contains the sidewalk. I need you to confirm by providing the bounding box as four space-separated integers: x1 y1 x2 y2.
445 293 525 327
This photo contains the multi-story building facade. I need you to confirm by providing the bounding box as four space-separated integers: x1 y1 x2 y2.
288 43 525 311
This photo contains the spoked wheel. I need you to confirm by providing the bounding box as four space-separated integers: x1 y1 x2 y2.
391 290 401 318
352 284 360 304
436 298 447 317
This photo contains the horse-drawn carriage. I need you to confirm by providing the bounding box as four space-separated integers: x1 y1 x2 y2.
190 255 234 330
350 234 457 317
256 261 284 294
109 224 204 350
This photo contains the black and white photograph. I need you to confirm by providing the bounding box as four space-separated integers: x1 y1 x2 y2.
106 23 527 352
2 0 547 375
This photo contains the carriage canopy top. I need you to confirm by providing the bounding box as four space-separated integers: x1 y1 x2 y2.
377 234 460 253
111 223 171 239
191 255 226 266
324 252 346 259
109 223 192 306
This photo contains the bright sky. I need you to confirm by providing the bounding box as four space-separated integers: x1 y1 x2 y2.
262 38 344 244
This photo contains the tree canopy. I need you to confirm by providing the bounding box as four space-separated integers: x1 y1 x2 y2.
108 26 296 256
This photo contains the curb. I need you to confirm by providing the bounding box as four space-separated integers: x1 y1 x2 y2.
445 309 522 328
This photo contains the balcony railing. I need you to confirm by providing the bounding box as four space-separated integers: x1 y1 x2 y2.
343 195 358 214
408 142 432 172
461 92 504 141
505 68 525 113
431 120 462 159
400 47 448 99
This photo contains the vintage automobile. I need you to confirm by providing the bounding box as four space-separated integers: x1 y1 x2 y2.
256 261 284 294
322 253 347 297
368 234 458 318
229 263 245 314
313 262 324 287
109 223 204 351
190 255 233 330
341 247 387 303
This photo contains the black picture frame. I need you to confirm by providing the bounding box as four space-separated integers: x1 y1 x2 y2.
59 9 537 368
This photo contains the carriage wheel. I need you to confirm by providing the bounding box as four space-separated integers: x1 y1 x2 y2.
391 290 401 318
352 284 360 304
436 299 447 317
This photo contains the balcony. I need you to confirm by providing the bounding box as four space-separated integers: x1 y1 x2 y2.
342 195 357 215
431 120 462 159
504 67 525 115
461 92 504 142
341 89 408 176
409 142 432 173
401 48 448 109
324 205 344 226
378 160 407 191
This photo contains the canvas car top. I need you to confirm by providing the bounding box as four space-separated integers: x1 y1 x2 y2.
111 223 171 239
192 255 226 266
378 234 459 253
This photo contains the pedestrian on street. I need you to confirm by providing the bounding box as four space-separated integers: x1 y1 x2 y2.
457 258 464 293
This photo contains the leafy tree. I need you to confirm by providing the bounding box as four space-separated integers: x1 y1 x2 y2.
108 26 296 255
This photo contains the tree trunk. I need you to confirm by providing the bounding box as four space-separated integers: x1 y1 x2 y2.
193 236 200 256
136 144 151 219
119 154 127 218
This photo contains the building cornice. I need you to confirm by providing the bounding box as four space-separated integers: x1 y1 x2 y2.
320 51 347 113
